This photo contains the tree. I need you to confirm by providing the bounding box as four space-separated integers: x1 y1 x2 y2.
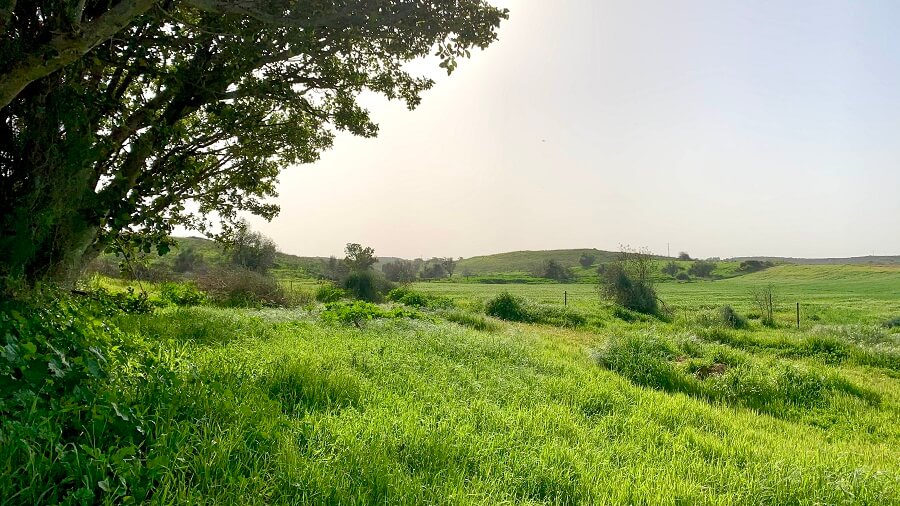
344 243 376 272
440 257 457 279
751 285 777 326
229 224 277 273
539 259 573 282
322 256 349 283
600 247 660 314
0 1 507 285
688 260 716 278
579 253 596 268
677 252 692 261
421 261 447 280
173 247 203 273
382 260 418 283
661 261 680 277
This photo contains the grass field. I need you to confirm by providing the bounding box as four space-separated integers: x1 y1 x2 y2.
4 264 899 504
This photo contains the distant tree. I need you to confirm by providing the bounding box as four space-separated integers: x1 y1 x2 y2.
441 257 458 279
678 252 692 261
382 260 418 283
661 261 680 277
675 272 690 282
174 247 204 273
738 260 774 273
229 224 277 273
462 268 473 279
322 256 349 282
539 259 573 282
688 260 716 278
344 243 376 272
579 253 596 268
421 260 448 280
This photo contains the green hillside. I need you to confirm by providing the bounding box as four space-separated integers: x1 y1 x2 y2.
457 248 622 275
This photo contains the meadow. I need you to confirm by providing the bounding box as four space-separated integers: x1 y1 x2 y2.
2 264 899 504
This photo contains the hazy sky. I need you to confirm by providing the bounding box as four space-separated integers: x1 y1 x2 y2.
241 0 900 259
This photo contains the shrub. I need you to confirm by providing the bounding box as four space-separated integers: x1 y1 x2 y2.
316 283 346 303
579 253 596 268
320 300 419 326
0 292 150 502
197 267 289 307
484 292 532 322
751 285 777 327
344 270 393 302
883 317 900 329
601 264 658 315
661 261 680 277
159 281 207 306
173 247 204 273
538 259 573 282
720 305 748 329
675 272 690 282
600 248 660 315
387 287 453 309
688 260 716 278
531 304 587 328
87 286 158 314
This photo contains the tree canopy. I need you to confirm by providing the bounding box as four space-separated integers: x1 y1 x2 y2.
0 0 507 284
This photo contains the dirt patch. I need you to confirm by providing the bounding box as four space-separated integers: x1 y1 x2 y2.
695 363 727 379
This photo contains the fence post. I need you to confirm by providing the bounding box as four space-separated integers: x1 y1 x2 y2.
796 302 800 328
564 291 567 307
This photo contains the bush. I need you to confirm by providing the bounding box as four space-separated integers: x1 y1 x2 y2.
197 267 289 307
387 287 453 309
661 261 680 277
320 300 419 326
87 286 158 314
484 292 532 322
720 305 748 329
538 259 573 282
601 264 658 315
316 283 346 303
688 260 716 278
344 270 393 302
883 317 900 329
675 272 690 282
0 292 151 502
159 281 207 306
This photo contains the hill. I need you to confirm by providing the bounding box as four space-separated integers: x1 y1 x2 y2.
456 248 622 276
730 255 900 265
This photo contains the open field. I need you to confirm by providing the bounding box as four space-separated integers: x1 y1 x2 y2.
4 263 899 504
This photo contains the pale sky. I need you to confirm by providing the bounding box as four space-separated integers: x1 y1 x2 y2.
241 0 900 260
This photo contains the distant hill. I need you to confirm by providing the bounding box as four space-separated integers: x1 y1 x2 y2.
456 249 623 276
730 255 900 266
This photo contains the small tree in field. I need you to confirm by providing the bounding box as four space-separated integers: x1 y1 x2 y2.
600 247 660 315
539 259 573 282
344 243 376 272
441 257 458 279
661 261 680 277
688 260 716 278
751 285 778 326
678 252 692 261
229 224 277 274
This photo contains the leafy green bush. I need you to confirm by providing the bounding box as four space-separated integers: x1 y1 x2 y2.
883 316 900 329
344 270 393 302
0 292 153 503
87 286 158 314
320 301 419 326
159 281 207 306
601 263 659 315
720 305 748 329
675 272 690 282
315 283 346 303
387 287 453 309
484 292 532 322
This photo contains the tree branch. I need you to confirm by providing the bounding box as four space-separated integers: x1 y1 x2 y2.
0 0 156 109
